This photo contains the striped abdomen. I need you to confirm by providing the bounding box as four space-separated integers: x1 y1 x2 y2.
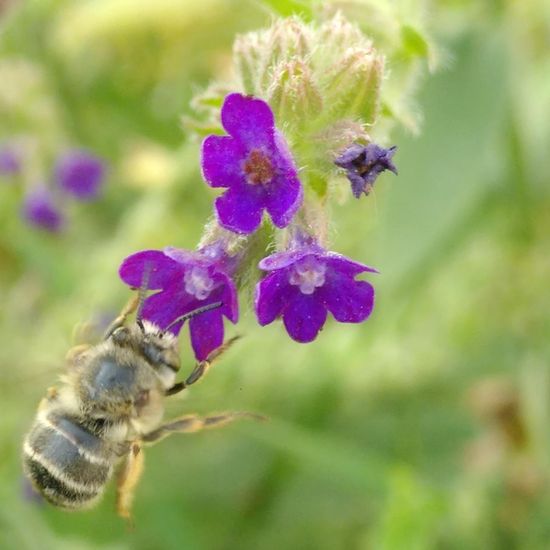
23 412 116 509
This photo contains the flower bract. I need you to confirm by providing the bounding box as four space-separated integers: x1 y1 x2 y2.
201 93 303 234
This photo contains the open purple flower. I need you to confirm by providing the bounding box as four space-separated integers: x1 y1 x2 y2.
334 143 397 198
21 186 64 233
255 236 376 343
119 244 238 361
201 93 303 234
55 149 105 201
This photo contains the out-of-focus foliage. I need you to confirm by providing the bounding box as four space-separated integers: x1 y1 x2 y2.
1 0 549 549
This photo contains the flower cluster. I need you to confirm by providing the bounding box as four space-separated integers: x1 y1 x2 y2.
0 145 106 233
120 83 392 360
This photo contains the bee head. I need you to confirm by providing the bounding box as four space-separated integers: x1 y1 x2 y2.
108 320 181 391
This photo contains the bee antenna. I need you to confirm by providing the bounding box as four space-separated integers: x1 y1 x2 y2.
163 302 223 334
135 262 153 323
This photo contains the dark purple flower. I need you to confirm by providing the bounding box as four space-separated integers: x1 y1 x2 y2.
21 186 64 233
334 143 397 198
255 236 376 343
201 93 303 234
55 149 105 201
0 145 21 175
119 244 238 361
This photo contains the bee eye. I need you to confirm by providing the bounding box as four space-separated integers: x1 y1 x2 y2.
112 327 129 345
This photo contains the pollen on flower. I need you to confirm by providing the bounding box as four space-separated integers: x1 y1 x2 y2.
243 149 274 185
184 266 215 300
289 256 327 295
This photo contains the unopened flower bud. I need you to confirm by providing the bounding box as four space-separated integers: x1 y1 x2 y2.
233 32 264 95
324 48 384 123
233 17 313 100
267 60 322 127
334 142 397 198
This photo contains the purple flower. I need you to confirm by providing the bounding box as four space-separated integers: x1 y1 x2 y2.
55 149 105 201
255 236 376 343
334 143 397 198
0 146 21 175
201 93 303 234
21 186 64 233
119 244 238 361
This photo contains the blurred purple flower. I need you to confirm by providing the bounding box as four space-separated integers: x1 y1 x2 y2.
201 93 303 234
255 235 376 343
21 186 64 233
119 243 238 361
55 149 105 201
21 476 44 506
0 145 21 175
334 143 397 198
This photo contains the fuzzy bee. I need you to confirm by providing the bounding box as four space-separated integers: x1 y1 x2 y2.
22 294 256 519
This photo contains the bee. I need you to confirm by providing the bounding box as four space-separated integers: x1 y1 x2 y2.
22 293 257 519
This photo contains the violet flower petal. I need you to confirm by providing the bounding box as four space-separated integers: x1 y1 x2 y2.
323 253 378 276
255 269 293 325
140 286 195 335
259 247 323 271
264 173 303 229
189 309 224 361
119 250 183 290
221 93 275 146
282 293 328 343
201 135 246 188
319 275 374 323
214 185 264 234
211 272 239 323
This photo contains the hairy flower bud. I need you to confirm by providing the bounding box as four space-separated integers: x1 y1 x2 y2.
233 32 264 95
267 60 323 127
323 47 384 123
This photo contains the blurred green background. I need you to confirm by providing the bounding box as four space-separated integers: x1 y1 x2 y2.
1 0 549 548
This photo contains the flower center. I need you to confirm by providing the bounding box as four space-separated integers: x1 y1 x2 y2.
184 266 215 300
289 256 327 295
243 149 274 185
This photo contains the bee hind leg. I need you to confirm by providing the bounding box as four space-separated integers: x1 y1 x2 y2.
142 411 266 445
116 441 144 523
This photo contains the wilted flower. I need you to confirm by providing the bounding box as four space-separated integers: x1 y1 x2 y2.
119 244 238 361
21 186 64 232
0 145 21 175
201 93 302 234
255 234 376 342
55 149 105 201
334 143 397 198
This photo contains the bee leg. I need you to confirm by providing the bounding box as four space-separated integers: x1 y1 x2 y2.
116 441 144 522
165 336 241 397
104 294 140 340
142 411 265 444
